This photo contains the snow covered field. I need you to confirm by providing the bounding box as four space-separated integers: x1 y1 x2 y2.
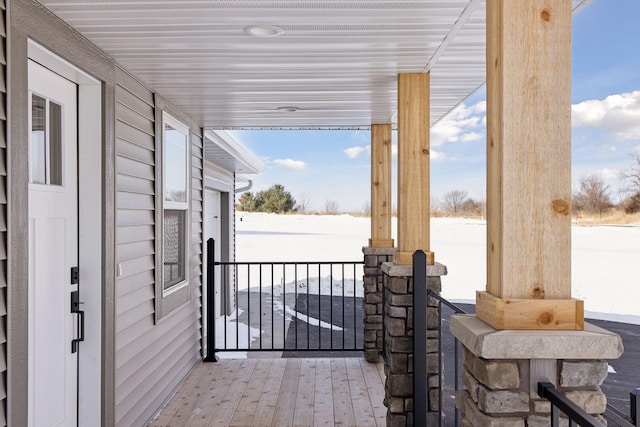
237 212 640 324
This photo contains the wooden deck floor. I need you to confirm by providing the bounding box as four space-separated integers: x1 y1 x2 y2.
148 358 386 427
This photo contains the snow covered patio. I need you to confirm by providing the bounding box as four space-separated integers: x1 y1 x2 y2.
148 358 386 427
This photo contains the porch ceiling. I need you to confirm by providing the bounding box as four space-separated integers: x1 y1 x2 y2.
39 0 591 130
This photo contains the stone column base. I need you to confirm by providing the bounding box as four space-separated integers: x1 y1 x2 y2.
451 315 624 426
362 246 395 362
382 261 447 427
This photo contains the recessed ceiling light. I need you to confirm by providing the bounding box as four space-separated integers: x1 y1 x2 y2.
244 25 284 37
276 106 300 113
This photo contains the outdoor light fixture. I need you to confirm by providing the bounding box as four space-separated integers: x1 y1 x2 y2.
244 25 284 37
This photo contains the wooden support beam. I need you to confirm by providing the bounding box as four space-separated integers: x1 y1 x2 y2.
370 124 394 248
481 0 581 330
395 73 434 265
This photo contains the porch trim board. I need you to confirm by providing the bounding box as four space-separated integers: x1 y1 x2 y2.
0 2 7 425
476 291 585 331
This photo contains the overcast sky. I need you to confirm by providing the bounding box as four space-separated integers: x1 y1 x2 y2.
230 0 640 212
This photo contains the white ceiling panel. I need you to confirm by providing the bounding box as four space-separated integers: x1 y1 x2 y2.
38 0 592 130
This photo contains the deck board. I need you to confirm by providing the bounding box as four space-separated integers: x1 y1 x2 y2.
330 359 356 426
251 359 287 426
312 359 334 426
359 359 387 426
293 359 316 425
345 359 377 427
147 357 385 427
229 360 271 426
271 359 301 426
171 361 239 427
208 359 258 427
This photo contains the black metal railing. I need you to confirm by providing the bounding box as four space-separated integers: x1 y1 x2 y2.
604 389 639 427
205 242 364 359
413 250 468 427
539 384 640 427
538 382 605 426
427 288 469 426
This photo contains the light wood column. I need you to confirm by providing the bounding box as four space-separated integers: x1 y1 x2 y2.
395 73 433 265
478 0 583 330
369 124 394 248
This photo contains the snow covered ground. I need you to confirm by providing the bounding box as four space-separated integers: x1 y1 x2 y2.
236 212 640 324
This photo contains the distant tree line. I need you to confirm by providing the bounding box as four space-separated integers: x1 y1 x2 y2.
237 184 345 214
432 152 640 218
237 184 296 213
237 152 640 218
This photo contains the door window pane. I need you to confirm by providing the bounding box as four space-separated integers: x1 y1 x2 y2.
30 95 64 186
49 102 63 185
31 95 46 184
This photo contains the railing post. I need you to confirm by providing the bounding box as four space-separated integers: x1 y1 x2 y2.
413 250 427 427
632 388 639 426
204 238 218 362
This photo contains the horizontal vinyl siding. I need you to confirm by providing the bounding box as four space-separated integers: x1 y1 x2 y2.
191 131 204 360
0 2 6 425
114 67 202 427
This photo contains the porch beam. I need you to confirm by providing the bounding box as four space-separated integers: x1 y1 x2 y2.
369 123 394 248
479 0 583 330
395 73 434 265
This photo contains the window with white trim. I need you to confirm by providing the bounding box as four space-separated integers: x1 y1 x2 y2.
162 113 190 293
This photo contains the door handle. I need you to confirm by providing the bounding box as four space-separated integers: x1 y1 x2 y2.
71 290 85 353
72 310 85 353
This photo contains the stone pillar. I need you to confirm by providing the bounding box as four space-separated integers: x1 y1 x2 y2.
382 262 447 427
362 247 395 363
451 315 624 426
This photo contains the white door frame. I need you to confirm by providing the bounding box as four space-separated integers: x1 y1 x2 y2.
28 40 103 427
204 188 222 333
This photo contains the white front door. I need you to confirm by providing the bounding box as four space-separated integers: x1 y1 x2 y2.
28 60 79 427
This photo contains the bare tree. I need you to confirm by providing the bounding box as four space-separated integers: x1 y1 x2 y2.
296 192 313 214
323 200 340 215
572 175 613 216
622 152 640 213
442 190 468 214
622 192 640 214
460 198 485 216
362 201 371 217
623 152 640 195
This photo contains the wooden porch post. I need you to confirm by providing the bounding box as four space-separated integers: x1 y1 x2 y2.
477 0 583 330
369 124 394 248
395 73 434 265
